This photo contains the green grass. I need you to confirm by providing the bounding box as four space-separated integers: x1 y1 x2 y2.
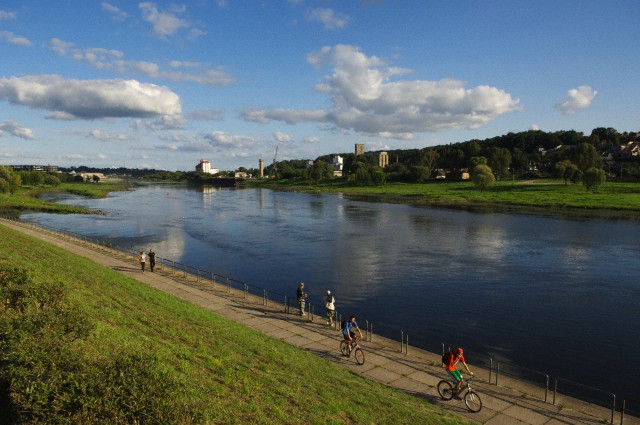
244 179 640 215
0 181 131 214
0 224 472 425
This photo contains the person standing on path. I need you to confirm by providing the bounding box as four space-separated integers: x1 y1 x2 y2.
296 282 307 316
138 250 146 272
148 249 156 272
325 290 335 326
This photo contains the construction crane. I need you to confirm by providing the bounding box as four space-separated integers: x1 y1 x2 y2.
270 145 279 178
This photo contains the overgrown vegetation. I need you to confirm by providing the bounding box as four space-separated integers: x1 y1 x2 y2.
0 225 471 424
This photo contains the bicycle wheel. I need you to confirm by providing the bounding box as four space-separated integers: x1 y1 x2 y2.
437 380 454 400
340 340 349 356
354 347 365 365
464 390 482 412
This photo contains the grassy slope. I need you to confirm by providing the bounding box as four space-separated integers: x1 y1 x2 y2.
244 179 640 213
0 224 471 425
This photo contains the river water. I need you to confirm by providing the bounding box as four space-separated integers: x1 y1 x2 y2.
21 184 640 400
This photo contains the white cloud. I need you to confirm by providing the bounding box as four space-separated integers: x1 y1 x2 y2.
558 85 597 114
273 131 291 143
161 69 234 86
140 2 190 38
0 31 31 46
204 131 255 149
242 44 520 138
101 2 129 21
51 38 234 86
50 38 74 56
306 8 350 30
187 109 224 121
0 120 34 139
0 75 183 120
0 10 16 20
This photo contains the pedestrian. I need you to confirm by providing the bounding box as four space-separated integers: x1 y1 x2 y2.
325 290 335 326
148 248 156 272
138 250 146 272
296 282 307 316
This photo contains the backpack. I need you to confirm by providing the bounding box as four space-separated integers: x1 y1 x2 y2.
340 320 347 330
442 351 455 365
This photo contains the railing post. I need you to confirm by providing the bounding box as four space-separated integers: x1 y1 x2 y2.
544 374 549 403
401 331 404 353
284 295 289 313
227 277 231 293
244 283 248 299
489 357 493 384
553 378 558 405
610 393 615 425
496 361 500 387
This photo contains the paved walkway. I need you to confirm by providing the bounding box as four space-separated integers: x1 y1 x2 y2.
2 218 635 425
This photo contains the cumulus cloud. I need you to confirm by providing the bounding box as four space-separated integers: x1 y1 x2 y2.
0 75 183 120
0 120 34 139
558 85 596 114
0 31 31 46
273 131 291 143
306 8 350 30
204 131 255 149
241 44 520 138
101 2 129 21
50 38 74 56
140 2 190 38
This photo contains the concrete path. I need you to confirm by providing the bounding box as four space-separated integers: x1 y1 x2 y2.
2 218 635 425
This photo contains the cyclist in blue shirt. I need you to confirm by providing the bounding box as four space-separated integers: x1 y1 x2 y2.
342 315 363 352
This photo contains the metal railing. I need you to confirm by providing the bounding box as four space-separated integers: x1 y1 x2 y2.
1 214 638 424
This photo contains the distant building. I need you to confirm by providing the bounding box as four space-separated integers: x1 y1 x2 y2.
378 151 389 168
234 171 249 178
355 143 365 156
305 160 314 169
195 159 219 174
332 155 344 177
259 159 264 178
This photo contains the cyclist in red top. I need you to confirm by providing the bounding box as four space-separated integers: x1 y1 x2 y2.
445 347 474 394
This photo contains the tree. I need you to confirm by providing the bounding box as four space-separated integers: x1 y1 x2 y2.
573 142 602 172
469 156 487 168
472 164 495 192
0 165 20 193
583 167 606 193
45 174 61 186
555 160 579 185
92 175 100 183
488 147 512 180
420 149 439 178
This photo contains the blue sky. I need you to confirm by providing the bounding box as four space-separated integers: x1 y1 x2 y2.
0 1 638 171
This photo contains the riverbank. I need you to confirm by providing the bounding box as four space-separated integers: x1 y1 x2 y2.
242 179 640 218
2 218 632 424
0 181 132 215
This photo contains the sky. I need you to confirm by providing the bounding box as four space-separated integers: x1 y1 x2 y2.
0 1 638 172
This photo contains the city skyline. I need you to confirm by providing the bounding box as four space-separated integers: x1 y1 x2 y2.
1 1 638 171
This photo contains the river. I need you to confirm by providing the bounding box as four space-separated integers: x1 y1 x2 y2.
22 183 640 400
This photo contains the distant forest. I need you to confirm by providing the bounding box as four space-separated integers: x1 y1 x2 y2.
54 127 640 183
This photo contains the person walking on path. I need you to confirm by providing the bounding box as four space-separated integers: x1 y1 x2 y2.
148 249 156 272
138 251 146 272
296 282 307 316
444 347 474 395
325 290 335 326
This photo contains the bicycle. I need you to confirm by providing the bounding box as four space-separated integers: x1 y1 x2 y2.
437 376 482 413
339 337 365 365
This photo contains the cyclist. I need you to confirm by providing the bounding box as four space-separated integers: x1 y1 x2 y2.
342 315 363 353
445 347 474 395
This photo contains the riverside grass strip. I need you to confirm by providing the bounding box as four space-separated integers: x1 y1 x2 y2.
244 179 640 214
0 224 471 425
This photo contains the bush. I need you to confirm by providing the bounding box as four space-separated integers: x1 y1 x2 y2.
0 266 192 424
